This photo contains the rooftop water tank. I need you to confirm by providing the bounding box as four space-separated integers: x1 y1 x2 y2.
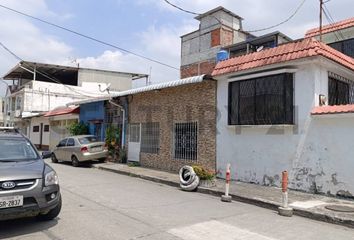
216 50 229 63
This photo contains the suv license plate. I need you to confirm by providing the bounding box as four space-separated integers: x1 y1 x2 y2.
0 195 24 209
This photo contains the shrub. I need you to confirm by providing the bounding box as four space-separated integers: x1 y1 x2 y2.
68 122 88 136
192 165 216 181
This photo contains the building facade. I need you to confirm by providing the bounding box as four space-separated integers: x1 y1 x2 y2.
124 76 217 172
212 38 354 197
180 7 250 78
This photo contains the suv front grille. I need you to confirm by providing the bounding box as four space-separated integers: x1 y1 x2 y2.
0 179 38 192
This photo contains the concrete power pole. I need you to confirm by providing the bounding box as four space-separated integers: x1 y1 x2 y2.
319 0 323 42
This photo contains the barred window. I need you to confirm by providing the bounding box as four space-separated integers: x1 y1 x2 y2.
33 126 39 132
129 124 140 143
329 38 354 59
174 122 198 160
44 125 50 132
328 77 349 105
141 123 159 154
228 73 294 125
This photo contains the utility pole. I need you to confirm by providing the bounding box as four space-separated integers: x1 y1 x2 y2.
320 0 323 42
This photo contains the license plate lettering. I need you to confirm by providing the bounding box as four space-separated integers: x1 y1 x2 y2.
0 196 23 209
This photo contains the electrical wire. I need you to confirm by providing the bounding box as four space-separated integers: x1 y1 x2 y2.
162 0 307 33
323 4 346 40
0 41 108 98
0 4 179 71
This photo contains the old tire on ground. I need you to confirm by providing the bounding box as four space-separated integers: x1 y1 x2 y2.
179 165 200 191
71 156 80 167
179 166 197 185
37 196 62 221
51 153 58 163
180 175 200 191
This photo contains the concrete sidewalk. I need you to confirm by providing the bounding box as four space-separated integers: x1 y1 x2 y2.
92 162 354 228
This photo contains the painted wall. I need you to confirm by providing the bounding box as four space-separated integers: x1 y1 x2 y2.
47 114 79 150
216 59 354 197
78 69 132 92
79 101 105 140
29 116 50 149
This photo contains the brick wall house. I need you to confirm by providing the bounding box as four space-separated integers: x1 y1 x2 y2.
119 75 217 173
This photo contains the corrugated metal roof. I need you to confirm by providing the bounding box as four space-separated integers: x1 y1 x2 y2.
111 74 207 97
68 75 208 106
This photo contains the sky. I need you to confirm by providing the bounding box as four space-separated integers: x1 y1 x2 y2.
0 0 353 96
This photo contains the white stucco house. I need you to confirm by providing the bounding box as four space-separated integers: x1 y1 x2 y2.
212 37 354 197
2 61 147 149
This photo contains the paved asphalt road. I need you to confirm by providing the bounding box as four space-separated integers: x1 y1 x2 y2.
1 160 354 240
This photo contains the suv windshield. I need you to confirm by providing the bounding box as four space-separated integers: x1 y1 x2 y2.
78 136 99 144
0 139 38 161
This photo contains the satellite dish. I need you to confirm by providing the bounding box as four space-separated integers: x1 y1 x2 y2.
98 83 111 93
256 46 264 52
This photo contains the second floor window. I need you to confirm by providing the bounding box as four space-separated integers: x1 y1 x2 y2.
228 73 294 125
328 77 350 106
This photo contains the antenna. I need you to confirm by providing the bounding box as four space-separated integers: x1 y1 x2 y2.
320 0 323 42
98 83 111 94
256 46 264 52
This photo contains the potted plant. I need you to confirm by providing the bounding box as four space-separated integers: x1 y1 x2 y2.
192 165 216 188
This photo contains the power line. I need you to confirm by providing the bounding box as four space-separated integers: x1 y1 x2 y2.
0 4 179 71
163 0 199 15
323 3 346 40
162 0 307 33
0 41 107 98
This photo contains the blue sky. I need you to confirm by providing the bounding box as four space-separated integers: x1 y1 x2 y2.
0 0 354 96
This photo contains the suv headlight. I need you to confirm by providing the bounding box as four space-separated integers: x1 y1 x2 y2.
45 171 59 186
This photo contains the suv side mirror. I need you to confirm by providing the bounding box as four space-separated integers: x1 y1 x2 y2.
42 151 52 159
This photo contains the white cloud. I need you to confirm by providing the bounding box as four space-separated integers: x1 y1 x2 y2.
70 23 196 88
141 0 354 39
0 0 73 96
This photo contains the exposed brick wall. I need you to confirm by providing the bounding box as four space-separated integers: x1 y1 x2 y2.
211 28 221 47
180 60 216 79
221 28 233 46
128 80 217 173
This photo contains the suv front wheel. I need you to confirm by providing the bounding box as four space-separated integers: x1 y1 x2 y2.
37 196 62 221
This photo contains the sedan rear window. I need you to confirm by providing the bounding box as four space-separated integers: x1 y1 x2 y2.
0 139 38 161
78 136 99 144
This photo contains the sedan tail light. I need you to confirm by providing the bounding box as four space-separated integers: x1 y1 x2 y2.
80 146 88 153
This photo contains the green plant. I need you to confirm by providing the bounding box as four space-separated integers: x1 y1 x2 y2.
192 165 216 181
127 162 140 167
68 122 88 136
105 125 120 155
119 148 127 163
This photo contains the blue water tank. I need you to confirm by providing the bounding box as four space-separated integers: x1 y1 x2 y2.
216 50 229 62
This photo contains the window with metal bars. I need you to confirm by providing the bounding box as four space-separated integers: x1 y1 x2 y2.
228 73 294 125
328 77 350 105
329 38 354 59
141 122 159 154
174 122 198 160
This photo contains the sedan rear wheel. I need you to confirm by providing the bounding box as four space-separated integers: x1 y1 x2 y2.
71 155 80 167
51 153 58 163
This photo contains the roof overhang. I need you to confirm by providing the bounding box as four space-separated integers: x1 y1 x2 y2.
67 74 213 106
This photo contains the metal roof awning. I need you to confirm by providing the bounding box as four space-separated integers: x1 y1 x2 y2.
3 61 148 82
67 74 212 106
44 107 80 117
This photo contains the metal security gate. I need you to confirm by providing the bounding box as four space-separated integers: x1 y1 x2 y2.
127 123 141 162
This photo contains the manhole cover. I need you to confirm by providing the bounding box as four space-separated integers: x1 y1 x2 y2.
325 205 354 213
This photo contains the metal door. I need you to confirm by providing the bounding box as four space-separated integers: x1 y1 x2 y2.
127 123 141 162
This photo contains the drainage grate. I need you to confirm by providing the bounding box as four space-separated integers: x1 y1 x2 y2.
325 205 354 213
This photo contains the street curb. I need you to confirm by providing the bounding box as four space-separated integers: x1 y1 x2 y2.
95 165 354 229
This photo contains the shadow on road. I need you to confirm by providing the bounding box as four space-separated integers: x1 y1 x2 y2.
0 217 59 239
